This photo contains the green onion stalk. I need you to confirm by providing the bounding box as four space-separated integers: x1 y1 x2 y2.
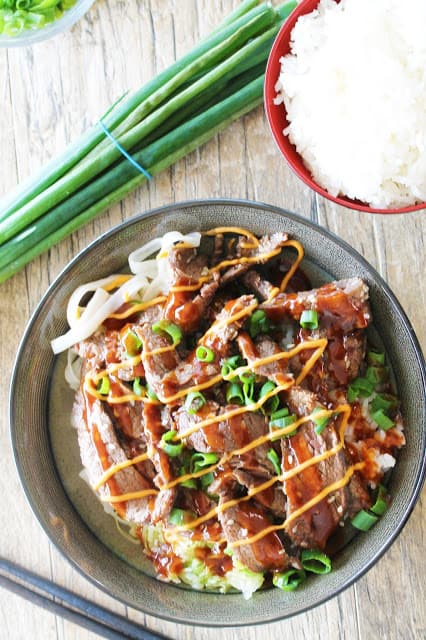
0 0 298 284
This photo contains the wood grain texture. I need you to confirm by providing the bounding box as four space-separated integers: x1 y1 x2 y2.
0 2 425 639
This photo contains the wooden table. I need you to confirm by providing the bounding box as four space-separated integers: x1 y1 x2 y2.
0 2 425 638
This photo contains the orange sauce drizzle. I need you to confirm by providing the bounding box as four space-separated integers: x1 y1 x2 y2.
93 452 150 491
203 226 260 248
108 296 166 319
85 227 361 552
279 239 305 292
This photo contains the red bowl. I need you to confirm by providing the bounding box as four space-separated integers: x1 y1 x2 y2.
264 0 426 215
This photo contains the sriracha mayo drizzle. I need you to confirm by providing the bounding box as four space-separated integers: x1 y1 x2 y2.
73 227 384 561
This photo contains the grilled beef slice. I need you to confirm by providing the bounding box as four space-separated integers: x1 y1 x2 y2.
210 471 292 573
282 386 370 548
261 277 371 334
73 388 152 525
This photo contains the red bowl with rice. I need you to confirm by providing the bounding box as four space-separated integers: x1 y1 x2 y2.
264 0 426 214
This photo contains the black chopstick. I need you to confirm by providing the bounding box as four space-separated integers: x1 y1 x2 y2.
0 558 170 640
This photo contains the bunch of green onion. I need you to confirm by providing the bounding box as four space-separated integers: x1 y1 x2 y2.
0 0 76 36
0 0 297 284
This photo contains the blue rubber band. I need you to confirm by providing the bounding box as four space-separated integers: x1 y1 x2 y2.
99 120 152 180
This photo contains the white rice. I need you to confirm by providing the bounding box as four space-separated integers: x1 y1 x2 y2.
274 0 426 208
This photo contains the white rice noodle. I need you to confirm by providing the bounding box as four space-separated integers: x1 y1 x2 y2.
51 273 148 354
64 350 83 390
52 231 202 354
128 231 201 274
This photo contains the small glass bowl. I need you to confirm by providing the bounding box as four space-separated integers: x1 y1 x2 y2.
0 0 96 48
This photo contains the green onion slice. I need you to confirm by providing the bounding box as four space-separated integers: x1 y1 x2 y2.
370 484 389 516
267 448 281 475
367 350 385 366
370 393 398 414
221 355 244 378
300 309 319 330
161 430 184 457
301 550 332 574
97 376 110 396
311 407 330 435
371 409 395 431
146 384 158 401
259 381 280 415
239 370 255 384
348 376 375 402
270 413 297 439
179 470 197 489
132 377 145 397
191 452 218 473
273 569 306 592
195 345 215 362
351 509 379 531
122 329 142 356
200 471 214 490
270 407 290 420
366 365 389 384
249 309 270 338
242 380 255 405
226 382 244 405
185 390 206 415
169 508 194 526
152 319 182 346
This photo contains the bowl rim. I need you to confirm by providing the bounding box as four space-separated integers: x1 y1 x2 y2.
264 0 426 215
9 198 426 625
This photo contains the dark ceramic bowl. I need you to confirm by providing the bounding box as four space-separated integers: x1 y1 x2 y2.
264 0 426 215
10 200 426 625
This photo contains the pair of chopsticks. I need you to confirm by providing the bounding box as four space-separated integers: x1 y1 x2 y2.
0 557 169 640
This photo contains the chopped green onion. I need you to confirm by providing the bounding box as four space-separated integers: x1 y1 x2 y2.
146 384 158 401
195 345 215 362
179 470 197 489
122 329 142 356
221 355 244 378
242 380 255 405
371 409 395 431
270 413 297 439
259 381 279 415
300 309 319 330
226 382 244 405
267 448 281 475
370 484 389 516
301 550 332 574
200 471 214 490
273 569 306 592
351 509 379 532
161 430 184 457
370 393 398 414
270 407 290 420
97 376 110 396
311 407 330 435
366 365 389 384
348 376 375 402
249 309 270 338
132 377 145 397
223 546 234 557
152 319 182 346
367 350 385 366
169 508 194 526
191 452 218 473
239 370 255 384
185 390 206 415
